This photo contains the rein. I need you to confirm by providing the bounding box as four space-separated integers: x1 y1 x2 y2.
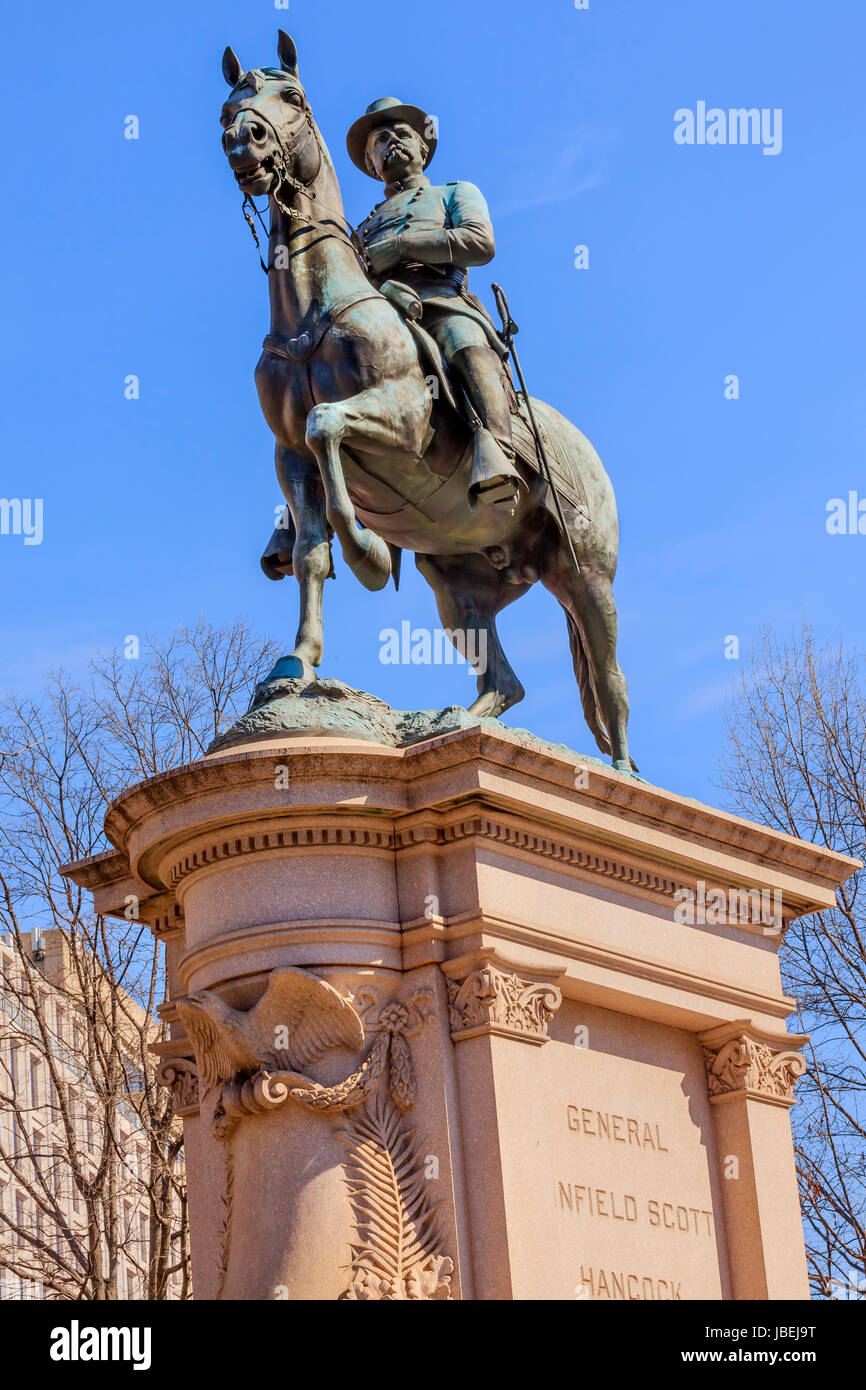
237 106 367 276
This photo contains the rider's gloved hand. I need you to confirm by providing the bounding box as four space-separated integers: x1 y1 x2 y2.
365 235 401 274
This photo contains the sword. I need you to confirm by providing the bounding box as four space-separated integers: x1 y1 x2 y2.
492 282 581 577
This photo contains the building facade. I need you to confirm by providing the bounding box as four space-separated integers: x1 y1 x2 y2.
0 929 185 1300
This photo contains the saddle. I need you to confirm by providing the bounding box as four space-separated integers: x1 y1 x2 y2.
377 278 589 519
376 279 460 415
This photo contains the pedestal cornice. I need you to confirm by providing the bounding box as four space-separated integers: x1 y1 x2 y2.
67 725 857 922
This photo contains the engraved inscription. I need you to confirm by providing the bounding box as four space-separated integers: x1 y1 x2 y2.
557 1182 713 1237
566 1104 669 1152
559 1183 638 1221
577 1265 683 1300
555 1058 723 1300
648 1199 713 1236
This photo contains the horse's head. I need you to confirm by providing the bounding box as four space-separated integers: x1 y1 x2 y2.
220 31 318 200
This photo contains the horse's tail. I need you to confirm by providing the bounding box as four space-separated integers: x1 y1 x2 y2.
565 610 612 761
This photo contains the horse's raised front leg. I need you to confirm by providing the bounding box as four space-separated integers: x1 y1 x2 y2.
304 391 397 592
275 447 331 681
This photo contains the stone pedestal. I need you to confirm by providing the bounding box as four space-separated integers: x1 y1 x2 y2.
65 718 857 1301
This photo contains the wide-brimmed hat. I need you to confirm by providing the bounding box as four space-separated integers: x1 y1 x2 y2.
346 96 437 176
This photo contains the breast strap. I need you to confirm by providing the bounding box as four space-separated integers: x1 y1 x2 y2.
262 288 385 365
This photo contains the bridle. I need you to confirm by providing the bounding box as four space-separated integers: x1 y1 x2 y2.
228 96 367 276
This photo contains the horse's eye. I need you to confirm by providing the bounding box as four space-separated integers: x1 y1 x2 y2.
220 110 233 128
282 89 303 107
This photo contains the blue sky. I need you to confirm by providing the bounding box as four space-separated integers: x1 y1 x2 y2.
2 0 865 804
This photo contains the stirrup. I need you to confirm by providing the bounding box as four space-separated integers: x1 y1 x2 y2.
468 426 522 508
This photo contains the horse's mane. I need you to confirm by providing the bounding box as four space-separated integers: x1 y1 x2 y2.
231 66 293 92
309 120 343 209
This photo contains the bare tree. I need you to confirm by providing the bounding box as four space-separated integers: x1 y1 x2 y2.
0 618 278 1299
721 620 866 1298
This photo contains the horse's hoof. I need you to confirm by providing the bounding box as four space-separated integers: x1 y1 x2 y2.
469 692 506 719
349 532 391 592
264 654 317 685
612 757 642 778
469 683 524 719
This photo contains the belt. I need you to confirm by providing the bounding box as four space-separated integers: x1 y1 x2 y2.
390 263 468 294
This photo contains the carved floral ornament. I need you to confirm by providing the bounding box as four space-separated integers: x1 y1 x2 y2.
445 958 563 1044
155 1056 200 1116
701 1025 808 1107
164 966 453 1300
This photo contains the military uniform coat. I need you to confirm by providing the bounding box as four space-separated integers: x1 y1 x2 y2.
357 174 507 360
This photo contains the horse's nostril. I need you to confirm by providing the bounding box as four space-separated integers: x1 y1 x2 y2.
250 122 267 144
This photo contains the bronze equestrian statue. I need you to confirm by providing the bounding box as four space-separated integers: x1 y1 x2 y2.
220 31 636 773
350 96 524 510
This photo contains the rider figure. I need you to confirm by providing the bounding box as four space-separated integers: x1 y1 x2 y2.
346 97 523 509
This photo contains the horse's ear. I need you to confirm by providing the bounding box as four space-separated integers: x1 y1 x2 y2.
222 46 243 87
277 30 299 78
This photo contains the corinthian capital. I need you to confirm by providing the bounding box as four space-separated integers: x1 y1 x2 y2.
699 1020 808 1107
443 951 563 1045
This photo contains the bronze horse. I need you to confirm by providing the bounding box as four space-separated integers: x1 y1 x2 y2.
220 32 635 772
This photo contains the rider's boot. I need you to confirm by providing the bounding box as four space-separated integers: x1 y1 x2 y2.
450 346 524 509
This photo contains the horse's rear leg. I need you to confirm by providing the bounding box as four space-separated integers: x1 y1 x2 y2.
541 541 634 771
415 552 528 718
275 448 331 681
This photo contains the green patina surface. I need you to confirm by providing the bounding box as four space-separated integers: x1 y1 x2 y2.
208 674 626 778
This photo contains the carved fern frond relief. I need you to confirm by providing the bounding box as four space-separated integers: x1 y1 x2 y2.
337 1093 453 1300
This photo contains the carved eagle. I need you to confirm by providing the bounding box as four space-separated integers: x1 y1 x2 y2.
174 967 364 1091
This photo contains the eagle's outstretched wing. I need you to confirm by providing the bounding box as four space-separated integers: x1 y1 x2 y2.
175 993 249 1090
250 967 364 1071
